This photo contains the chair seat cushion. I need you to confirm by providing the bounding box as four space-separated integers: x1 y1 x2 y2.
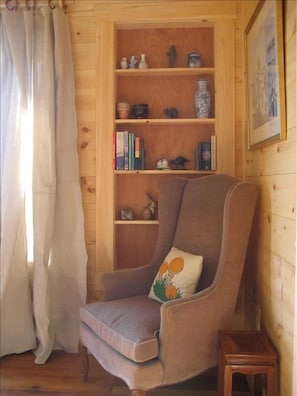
80 295 161 363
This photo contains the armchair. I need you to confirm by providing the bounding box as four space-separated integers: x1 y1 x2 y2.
79 174 258 396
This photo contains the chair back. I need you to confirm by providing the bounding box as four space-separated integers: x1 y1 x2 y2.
153 175 257 292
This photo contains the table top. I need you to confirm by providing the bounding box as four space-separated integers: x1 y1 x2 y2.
219 330 278 365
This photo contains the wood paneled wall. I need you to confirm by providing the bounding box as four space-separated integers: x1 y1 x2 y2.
236 1 296 396
67 1 296 394
68 1 99 300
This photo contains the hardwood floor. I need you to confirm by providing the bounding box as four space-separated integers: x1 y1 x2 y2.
0 351 113 395
0 351 250 395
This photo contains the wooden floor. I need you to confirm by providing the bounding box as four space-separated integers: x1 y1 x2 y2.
0 351 114 395
0 351 250 395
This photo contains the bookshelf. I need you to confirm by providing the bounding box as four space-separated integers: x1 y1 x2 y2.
95 1 235 272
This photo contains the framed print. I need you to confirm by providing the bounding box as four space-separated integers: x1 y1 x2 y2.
245 0 286 149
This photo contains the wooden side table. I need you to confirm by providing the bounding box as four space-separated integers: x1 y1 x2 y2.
218 330 278 396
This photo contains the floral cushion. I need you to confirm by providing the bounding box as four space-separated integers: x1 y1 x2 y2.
148 247 203 303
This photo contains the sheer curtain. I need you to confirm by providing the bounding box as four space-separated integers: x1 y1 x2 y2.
0 6 87 364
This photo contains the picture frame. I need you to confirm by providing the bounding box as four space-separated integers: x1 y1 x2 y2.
245 0 286 149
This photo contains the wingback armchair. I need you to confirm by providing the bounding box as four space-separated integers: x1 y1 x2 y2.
79 174 258 396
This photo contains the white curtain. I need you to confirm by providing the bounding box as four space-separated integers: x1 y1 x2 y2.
0 6 87 364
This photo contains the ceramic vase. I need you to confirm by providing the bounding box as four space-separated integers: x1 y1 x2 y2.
117 102 130 119
195 80 210 118
139 54 148 69
187 52 202 67
120 57 128 69
132 104 149 119
129 55 137 68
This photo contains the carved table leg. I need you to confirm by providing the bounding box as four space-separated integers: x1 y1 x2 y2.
78 340 89 382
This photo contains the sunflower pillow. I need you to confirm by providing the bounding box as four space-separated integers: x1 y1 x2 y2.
148 247 203 303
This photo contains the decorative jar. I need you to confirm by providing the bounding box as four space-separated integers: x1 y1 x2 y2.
195 80 210 118
120 57 128 69
138 53 148 69
117 102 130 119
132 103 149 119
187 52 202 67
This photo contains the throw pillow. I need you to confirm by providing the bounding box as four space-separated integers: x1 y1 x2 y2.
148 247 203 303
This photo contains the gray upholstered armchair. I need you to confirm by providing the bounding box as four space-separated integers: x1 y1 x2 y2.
79 174 258 396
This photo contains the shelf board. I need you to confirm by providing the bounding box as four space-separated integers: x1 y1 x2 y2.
114 170 215 175
115 220 159 225
115 67 215 76
115 118 215 125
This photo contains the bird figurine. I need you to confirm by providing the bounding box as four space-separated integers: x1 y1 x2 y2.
164 107 178 119
169 156 190 169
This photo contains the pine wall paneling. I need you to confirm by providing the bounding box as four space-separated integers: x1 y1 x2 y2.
68 2 99 301
237 1 296 396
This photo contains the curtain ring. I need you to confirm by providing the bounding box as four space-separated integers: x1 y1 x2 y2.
5 0 18 11
48 0 55 9
25 0 36 11
61 0 67 11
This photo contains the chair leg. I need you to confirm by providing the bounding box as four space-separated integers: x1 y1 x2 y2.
131 390 145 396
78 340 89 382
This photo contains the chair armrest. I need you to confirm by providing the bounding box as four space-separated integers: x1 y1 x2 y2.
158 285 234 378
101 264 155 301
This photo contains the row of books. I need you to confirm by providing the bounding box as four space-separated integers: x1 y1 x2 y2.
195 136 216 170
114 131 216 171
114 131 145 170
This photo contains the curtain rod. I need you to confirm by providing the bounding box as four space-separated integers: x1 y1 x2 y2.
3 0 72 11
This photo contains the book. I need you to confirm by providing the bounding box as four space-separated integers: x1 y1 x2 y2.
135 136 141 159
211 135 217 170
196 141 211 170
141 143 146 170
115 131 125 170
112 132 116 170
115 132 145 170
123 131 129 170
134 137 145 170
128 132 135 170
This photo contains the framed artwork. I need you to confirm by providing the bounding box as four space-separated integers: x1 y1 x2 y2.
245 0 286 149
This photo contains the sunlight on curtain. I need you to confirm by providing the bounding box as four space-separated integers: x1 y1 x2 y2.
0 10 36 357
0 6 87 364
23 103 34 263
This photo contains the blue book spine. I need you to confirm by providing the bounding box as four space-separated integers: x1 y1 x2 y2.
129 132 135 170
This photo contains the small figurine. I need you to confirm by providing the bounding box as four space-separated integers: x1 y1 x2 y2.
129 55 138 68
164 107 178 118
156 158 170 170
120 57 128 69
142 193 158 220
121 208 135 220
169 156 190 169
167 45 177 68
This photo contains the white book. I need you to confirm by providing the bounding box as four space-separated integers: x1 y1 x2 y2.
116 131 124 170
